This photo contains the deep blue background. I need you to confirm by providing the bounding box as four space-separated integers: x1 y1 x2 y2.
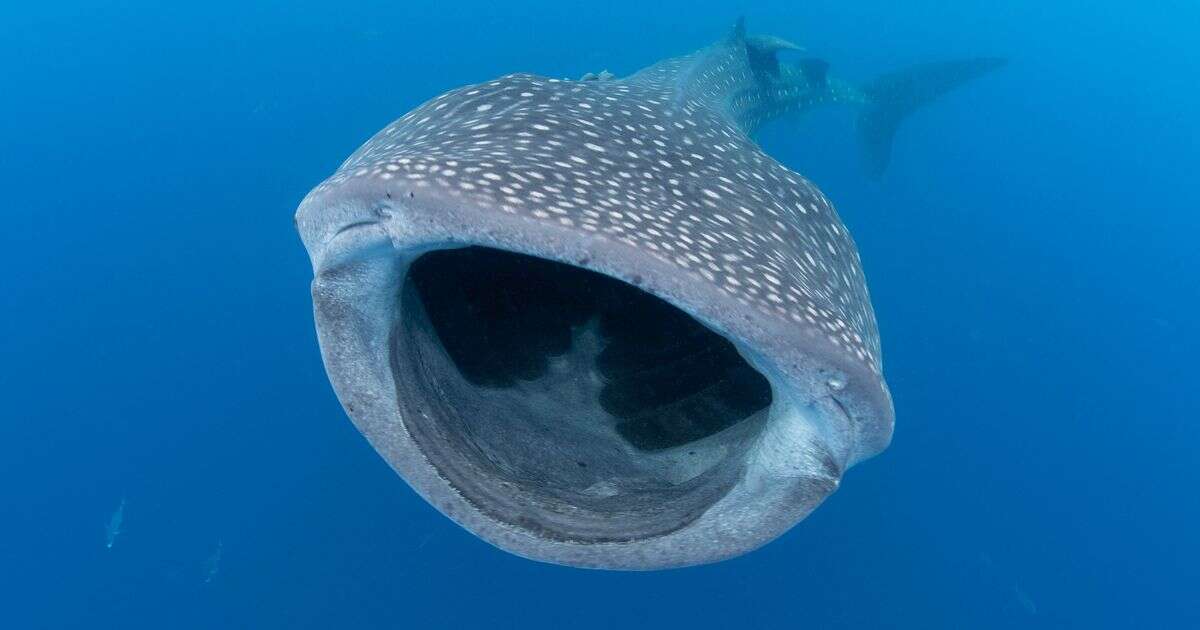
3 1 1197 628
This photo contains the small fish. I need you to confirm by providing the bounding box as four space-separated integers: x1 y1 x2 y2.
203 540 223 584
104 497 125 550
1013 584 1038 615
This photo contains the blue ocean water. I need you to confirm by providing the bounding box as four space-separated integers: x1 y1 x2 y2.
3 1 1197 627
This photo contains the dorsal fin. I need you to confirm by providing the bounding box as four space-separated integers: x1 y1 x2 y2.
727 16 747 44
746 35 804 55
739 25 804 80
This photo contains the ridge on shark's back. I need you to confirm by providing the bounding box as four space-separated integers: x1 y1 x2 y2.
295 19 1003 570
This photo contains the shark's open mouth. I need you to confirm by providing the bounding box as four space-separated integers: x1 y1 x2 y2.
393 246 775 542
306 217 872 569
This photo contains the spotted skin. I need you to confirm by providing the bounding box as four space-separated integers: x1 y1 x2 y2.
307 39 882 376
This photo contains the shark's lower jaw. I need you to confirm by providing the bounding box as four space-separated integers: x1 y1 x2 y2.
309 218 852 570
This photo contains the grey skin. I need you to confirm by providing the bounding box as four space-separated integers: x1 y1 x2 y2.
295 20 1002 570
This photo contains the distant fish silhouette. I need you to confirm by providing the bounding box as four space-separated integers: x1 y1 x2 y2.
203 540 223 584
105 497 125 550
295 18 1001 569
1013 584 1038 615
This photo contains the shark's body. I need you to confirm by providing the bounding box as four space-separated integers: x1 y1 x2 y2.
296 21 1001 570
595 26 1003 176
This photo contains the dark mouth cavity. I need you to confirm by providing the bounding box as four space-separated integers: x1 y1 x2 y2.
392 246 772 542
409 246 771 451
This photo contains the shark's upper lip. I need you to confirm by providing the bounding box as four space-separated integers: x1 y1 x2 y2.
330 219 382 242
312 218 392 273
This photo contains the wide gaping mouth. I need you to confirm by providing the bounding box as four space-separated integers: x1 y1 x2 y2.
391 246 776 543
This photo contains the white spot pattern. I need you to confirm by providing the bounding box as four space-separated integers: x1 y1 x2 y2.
306 44 882 374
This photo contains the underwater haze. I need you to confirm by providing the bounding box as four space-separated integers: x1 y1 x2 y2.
2 0 1198 627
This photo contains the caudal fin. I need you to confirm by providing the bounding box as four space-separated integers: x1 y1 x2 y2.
857 57 1007 177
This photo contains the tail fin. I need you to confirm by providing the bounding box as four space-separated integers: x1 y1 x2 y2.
857 58 1007 177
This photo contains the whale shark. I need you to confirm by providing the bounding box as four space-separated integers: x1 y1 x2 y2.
295 20 1002 569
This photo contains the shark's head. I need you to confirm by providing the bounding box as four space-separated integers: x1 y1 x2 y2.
296 72 893 569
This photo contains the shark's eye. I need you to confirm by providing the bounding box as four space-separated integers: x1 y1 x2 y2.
396 247 773 543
